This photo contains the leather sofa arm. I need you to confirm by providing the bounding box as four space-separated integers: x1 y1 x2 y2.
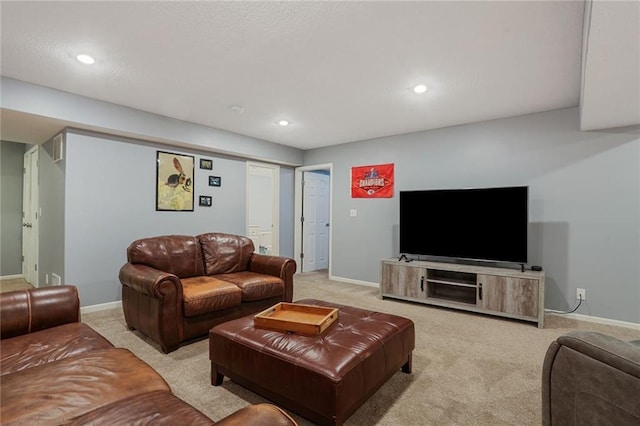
557 331 640 377
542 331 640 426
249 254 297 302
215 403 298 426
119 263 183 298
0 285 80 339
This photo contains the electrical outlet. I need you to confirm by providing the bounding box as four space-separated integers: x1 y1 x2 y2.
576 288 586 301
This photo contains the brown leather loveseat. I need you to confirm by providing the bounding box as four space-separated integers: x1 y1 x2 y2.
0 285 298 425
119 232 296 353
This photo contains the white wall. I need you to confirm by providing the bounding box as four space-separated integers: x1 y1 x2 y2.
304 108 640 324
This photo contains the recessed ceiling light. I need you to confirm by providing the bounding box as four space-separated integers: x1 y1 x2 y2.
277 120 290 127
413 84 428 94
76 54 95 65
230 105 245 113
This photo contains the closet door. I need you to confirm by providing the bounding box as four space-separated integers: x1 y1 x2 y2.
246 162 279 255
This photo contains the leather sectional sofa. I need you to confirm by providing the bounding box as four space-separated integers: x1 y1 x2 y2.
542 330 640 425
0 285 298 425
119 232 296 353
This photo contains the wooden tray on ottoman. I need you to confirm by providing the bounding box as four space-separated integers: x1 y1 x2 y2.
254 302 338 335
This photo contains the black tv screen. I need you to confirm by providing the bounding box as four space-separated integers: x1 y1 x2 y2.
399 186 528 264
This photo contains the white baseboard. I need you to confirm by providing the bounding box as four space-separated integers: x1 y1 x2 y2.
328 274 379 288
545 310 640 331
0 274 24 280
81 300 122 315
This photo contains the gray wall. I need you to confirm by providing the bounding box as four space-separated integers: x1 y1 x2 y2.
304 108 640 324
38 134 66 287
58 131 295 306
0 141 26 276
279 167 295 258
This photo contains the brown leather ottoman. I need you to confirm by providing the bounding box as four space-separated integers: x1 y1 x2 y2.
209 299 415 426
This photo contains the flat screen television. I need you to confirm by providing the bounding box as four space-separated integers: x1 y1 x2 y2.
399 186 528 264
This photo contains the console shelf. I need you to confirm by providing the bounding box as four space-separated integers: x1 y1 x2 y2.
380 259 545 328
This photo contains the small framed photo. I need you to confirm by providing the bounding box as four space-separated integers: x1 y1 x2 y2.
199 159 213 170
199 195 212 207
209 176 222 187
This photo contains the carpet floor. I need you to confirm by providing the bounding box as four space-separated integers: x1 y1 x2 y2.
0 278 33 293
82 271 639 426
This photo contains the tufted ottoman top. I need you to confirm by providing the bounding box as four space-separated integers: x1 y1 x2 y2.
209 298 415 425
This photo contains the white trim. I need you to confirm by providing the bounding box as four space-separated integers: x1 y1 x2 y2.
545 310 640 331
294 163 333 275
327 274 379 288
81 300 122 315
0 274 24 280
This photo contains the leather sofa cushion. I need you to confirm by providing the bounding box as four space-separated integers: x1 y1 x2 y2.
182 276 242 317
198 233 254 275
216 272 285 302
0 348 170 425
0 322 114 376
127 235 204 278
216 403 298 426
64 390 214 426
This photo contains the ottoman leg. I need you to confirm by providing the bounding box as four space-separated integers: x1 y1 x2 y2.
401 352 413 374
211 363 224 386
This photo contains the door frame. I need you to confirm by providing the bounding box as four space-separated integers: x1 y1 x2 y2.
246 161 280 255
22 145 39 287
294 163 333 275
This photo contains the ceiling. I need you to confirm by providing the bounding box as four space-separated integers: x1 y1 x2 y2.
1 1 639 150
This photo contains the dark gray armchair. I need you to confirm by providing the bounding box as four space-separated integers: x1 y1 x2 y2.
542 330 640 425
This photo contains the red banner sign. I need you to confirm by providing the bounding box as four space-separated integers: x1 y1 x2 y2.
351 163 394 198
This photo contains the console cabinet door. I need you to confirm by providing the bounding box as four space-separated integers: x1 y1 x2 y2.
381 263 427 299
478 275 538 318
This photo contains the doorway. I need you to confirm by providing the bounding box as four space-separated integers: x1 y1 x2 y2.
22 146 39 286
246 162 279 255
294 164 332 274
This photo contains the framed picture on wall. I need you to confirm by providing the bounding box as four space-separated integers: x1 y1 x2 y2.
208 176 222 187
199 195 212 207
156 151 194 211
200 159 213 170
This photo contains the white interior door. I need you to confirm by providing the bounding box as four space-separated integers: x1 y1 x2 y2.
246 162 279 255
22 146 39 286
293 163 333 278
303 171 330 272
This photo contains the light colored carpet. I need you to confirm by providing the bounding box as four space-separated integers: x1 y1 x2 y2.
82 271 639 426
0 278 33 293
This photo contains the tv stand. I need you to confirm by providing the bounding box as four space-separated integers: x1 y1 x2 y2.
380 259 545 328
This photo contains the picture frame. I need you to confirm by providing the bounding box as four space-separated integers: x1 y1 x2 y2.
156 151 194 211
199 195 212 207
200 159 213 170
208 176 222 187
